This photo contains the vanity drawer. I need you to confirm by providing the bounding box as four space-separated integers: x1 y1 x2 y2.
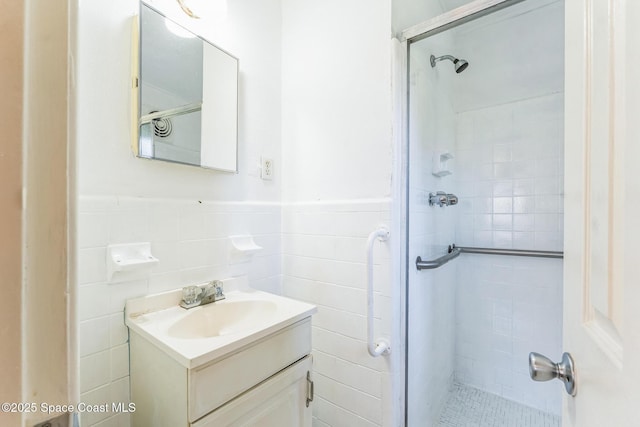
188 317 312 422
192 355 313 427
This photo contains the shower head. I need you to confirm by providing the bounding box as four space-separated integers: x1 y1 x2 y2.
454 59 469 73
430 54 469 74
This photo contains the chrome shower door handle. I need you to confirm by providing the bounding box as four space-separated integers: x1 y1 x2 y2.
529 352 577 396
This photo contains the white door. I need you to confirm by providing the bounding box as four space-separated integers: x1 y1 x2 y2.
563 0 640 425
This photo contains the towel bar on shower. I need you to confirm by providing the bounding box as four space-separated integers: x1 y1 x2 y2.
416 245 563 270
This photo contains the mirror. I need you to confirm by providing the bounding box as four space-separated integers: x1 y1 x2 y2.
137 3 238 172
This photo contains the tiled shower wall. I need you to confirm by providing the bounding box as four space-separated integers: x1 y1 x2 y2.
452 94 564 415
454 94 564 252
454 254 562 414
77 196 281 426
451 1 564 415
281 200 394 427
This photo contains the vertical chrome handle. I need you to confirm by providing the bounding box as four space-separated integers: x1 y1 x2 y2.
529 352 577 396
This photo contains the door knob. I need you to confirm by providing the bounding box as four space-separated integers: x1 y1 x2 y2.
529 352 577 396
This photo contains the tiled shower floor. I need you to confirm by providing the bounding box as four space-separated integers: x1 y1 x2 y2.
437 383 561 427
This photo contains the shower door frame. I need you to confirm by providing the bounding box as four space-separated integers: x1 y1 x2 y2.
395 1 529 425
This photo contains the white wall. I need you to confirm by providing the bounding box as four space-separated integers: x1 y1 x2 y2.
406 28 458 426
76 0 284 425
280 1 398 425
452 1 564 415
392 0 445 35
281 0 393 202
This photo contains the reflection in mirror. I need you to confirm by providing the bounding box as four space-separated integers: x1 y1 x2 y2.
138 3 238 172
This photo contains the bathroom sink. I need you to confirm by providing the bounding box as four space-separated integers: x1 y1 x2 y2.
125 276 316 368
166 300 278 339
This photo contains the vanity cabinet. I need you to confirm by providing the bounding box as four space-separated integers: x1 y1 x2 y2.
130 318 314 427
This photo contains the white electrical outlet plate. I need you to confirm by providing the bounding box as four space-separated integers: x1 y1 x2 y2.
261 157 274 180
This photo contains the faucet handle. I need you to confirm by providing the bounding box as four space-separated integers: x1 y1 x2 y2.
211 280 225 298
182 285 201 304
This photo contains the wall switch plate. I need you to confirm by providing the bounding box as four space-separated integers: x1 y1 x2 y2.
261 157 274 180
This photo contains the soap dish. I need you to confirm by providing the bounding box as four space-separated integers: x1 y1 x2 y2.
107 242 159 283
229 235 263 263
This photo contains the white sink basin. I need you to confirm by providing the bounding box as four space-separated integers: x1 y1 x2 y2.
125 277 316 368
166 300 278 339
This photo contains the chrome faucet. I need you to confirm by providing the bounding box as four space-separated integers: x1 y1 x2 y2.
180 280 225 309
429 191 459 207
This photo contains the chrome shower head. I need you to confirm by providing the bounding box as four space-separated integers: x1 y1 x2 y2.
430 54 469 74
454 59 469 73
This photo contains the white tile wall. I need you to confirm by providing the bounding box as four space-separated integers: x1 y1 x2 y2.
455 255 563 415
281 200 393 427
77 196 281 427
454 94 564 252
455 116 564 399
449 2 564 416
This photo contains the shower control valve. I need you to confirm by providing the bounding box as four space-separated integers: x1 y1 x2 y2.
429 191 447 207
429 191 458 207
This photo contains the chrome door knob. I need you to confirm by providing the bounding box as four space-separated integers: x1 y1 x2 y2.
529 352 577 396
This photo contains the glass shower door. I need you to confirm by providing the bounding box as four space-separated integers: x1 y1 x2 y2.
405 1 565 426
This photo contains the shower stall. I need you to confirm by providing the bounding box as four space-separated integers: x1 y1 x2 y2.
402 1 565 425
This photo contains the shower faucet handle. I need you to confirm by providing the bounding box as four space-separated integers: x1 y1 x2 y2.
429 191 458 207
429 191 447 207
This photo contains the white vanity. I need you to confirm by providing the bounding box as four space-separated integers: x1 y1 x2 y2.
125 277 316 426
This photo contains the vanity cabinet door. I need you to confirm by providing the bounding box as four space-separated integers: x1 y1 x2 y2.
192 355 313 427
